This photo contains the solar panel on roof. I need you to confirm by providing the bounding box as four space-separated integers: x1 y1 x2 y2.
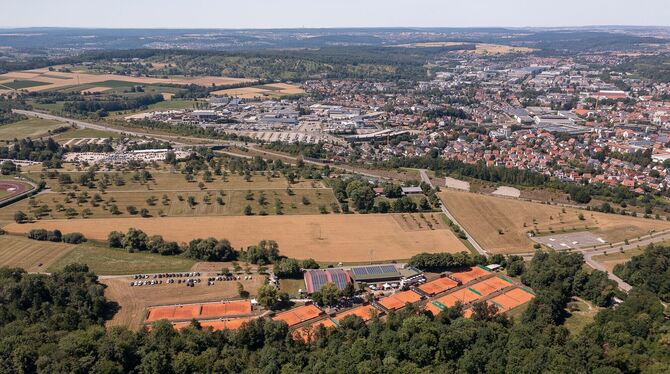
352 267 367 275
380 265 397 273
333 272 348 289
312 272 327 292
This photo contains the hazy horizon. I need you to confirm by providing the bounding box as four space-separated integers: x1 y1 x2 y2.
3 0 669 29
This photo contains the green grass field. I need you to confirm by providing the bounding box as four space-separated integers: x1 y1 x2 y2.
30 101 66 112
95 80 145 88
54 127 119 140
3 80 50 90
48 243 196 275
0 118 67 140
147 99 199 110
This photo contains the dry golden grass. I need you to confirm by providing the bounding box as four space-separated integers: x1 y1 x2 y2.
5 213 469 262
102 275 264 329
80 86 110 94
0 235 75 272
440 190 670 253
394 42 536 54
211 83 304 99
0 68 254 92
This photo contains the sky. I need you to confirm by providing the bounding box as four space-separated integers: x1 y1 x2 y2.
2 0 669 29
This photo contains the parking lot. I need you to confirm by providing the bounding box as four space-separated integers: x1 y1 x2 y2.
532 231 606 250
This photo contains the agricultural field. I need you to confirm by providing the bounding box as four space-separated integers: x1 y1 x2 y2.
0 67 254 92
440 190 670 253
0 79 51 90
212 83 304 99
0 235 75 272
48 244 197 275
0 118 68 140
394 41 536 54
102 274 264 328
5 213 469 262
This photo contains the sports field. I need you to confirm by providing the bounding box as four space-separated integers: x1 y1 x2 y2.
5 213 469 262
440 190 670 253
103 275 264 328
0 179 34 204
0 235 75 272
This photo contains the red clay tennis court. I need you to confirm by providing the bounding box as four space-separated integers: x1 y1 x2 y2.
200 300 251 318
172 317 255 331
418 276 459 296
146 300 252 323
468 276 513 297
334 305 378 322
273 304 323 327
450 266 491 284
292 318 338 342
489 287 535 313
146 305 201 322
440 288 481 307
379 290 422 311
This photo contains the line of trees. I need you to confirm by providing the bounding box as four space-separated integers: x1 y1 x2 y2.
27 229 86 244
62 94 164 117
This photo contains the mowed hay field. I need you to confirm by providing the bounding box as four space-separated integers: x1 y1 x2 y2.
0 235 75 272
48 245 197 275
0 118 67 140
5 213 468 262
0 68 254 92
102 275 264 328
440 190 670 253
212 83 304 99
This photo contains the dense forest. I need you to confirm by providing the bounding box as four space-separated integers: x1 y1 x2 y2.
0 250 667 373
62 94 164 117
614 244 670 302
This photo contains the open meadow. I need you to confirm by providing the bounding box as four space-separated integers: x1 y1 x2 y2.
440 190 670 253
5 213 468 262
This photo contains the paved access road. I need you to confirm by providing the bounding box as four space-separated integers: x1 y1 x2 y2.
419 169 488 257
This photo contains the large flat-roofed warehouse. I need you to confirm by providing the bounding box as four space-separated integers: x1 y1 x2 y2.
304 269 351 294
